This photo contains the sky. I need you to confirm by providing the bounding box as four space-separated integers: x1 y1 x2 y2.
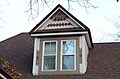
0 0 120 43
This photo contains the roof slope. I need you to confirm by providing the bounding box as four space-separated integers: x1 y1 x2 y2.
0 33 34 79
0 33 120 79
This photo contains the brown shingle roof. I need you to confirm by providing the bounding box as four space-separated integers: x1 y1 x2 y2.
0 33 34 78
0 33 120 79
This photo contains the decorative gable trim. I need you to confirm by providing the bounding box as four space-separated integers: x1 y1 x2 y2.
30 4 89 33
44 19 74 30
43 9 79 30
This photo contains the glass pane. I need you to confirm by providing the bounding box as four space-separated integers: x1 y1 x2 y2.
51 42 56 54
62 55 74 70
63 40 75 54
43 56 55 70
45 42 56 54
45 42 50 54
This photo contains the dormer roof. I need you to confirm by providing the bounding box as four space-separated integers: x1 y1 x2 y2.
30 4 89 32
30 4 93 48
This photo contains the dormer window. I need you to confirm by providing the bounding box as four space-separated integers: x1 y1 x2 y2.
42 41 57 71
61 40 76 71
42 40 76 72
30 4 93 75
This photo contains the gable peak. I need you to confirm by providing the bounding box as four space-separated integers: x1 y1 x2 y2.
30 4 89 32
50 9 68 20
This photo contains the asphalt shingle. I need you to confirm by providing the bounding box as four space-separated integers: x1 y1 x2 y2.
0 33 120 79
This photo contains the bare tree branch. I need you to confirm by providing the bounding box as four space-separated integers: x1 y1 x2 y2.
26 0 98 20
25 0 53 21
26 0 118 23
103 16 120 41
0 4 5 26
77 0 97 13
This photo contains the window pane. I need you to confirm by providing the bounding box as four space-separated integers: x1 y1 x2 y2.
45 42 50 54
45 42 56 54
51 42 56 54
62 55 74 70
63 40 75 54
43 56 55 70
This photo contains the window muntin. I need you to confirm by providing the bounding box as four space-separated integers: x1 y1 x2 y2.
42 41 57 71
61 40 76 71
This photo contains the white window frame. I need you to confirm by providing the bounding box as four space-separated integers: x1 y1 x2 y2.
60 40 76 71
42 40 57 71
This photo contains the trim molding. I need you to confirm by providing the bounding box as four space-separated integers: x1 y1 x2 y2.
31 31 88 37
0 73 7 79
32 38 39 75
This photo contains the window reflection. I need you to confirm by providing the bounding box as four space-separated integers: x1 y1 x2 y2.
62 40 76 70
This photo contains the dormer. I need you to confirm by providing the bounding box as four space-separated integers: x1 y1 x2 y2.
30 4 93 75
